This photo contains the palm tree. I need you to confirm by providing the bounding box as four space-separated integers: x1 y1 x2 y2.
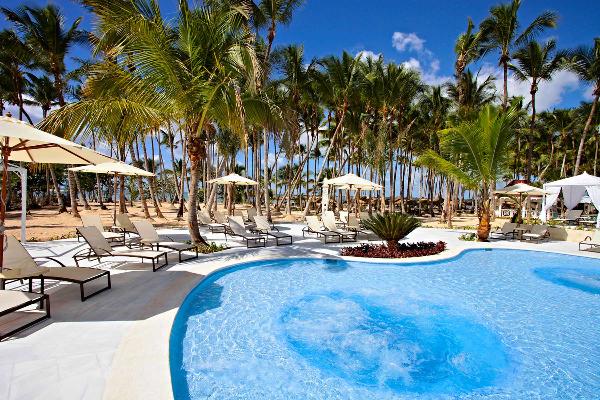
446 69 496 117
510 39 562 180
0 30 34 123
565 38 600 175
417 105 520 241
479 0 557 109
2 4 88 216
454 18 486 108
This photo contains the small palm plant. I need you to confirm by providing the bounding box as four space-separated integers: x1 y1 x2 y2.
362 213 421 249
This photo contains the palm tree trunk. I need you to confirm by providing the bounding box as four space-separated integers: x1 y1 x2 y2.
141 135 165 218
526 86 537 181
68 171 80 218
502 59 509 110
73 172 91 210
49 167 66 212
574 91 599 175
186 134 207 245
129 142 151 219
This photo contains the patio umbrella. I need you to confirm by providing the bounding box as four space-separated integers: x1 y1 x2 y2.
208 173 258 214
69 162 155 224
323 173 382 214
0 114 114 271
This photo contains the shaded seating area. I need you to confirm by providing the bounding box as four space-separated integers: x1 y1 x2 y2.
251 216 292 246
74 227 168 271
1 236 111 302
226 216 266 248
0 290 49 341
132 220 199 262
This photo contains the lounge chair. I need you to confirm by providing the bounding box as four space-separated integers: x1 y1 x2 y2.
247 207 258 222
553 209 583 225
132 220 199 262
0 236 111 302
226 216 266 248
324 211 346 228
251 216 292 246
490 222 518 240
115 214 140 237
339 211 349 224
347 214 374 237
0 290 50 341
80 215 125 244
322 213 358 242
521 225 550 243
579 230 600 251
74 227 168 271
303 216 343 243
198 211 227 234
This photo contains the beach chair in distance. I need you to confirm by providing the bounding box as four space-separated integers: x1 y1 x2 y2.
579 230 600 251
80 214 125 244
0 236 111 302
490 222 518 240
347 214 374 237
521 225 551 243
132 220 199 262
252 216 292 246
198 211 227 234
116 214 140 236
303 216 341 243
226 216 266 248
0 290 50 341
74 227 168 271
322 213 357 242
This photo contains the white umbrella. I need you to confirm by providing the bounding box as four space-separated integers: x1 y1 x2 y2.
208 173 258 213
323 173 381 214
495 183 548 222
69 162 155 224
0 114 115 271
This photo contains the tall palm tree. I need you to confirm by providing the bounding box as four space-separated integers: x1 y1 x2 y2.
417 105 520 241
565 38 600 175
479 0 557 109
510 39 562 180
0 30 34 123
2 4 88 216
446 69 496 117
454 18 486 109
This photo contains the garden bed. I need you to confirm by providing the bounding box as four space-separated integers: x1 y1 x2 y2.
340 241 446 258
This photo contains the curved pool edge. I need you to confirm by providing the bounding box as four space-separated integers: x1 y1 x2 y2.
99 235 600 400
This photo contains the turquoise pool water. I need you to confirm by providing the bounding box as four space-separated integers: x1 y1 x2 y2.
170 250 600 399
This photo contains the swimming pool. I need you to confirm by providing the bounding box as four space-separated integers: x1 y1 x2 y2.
170 249 600 399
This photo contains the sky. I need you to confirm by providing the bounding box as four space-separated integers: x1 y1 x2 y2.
2 0 599 121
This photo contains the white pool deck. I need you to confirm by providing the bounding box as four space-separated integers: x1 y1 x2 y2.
1 223 599 400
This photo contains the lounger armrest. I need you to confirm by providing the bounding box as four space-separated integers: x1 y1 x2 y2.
34 256 67 268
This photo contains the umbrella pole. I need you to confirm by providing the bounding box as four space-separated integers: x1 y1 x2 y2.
113 172 117 225
0 139 11 272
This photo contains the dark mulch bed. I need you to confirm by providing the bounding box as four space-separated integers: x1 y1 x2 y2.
340 241 446 258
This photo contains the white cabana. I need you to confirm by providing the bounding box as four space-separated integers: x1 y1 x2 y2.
541 172 600 227
495 183 548 220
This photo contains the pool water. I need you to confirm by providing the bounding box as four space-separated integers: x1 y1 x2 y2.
170 250 600 399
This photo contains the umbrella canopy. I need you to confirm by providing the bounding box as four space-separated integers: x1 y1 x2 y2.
69 161 154 177
0 115 113 164
208 173 258 185
494 183 548 196
0 114 115 271
323 173 382 190
544 172 600 187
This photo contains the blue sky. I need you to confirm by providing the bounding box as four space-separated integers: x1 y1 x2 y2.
2 0 599 119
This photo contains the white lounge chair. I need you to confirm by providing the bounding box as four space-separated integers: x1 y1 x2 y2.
490 222 518 240
251 216 292 246
198 211 227 233
226 216 266 248
521 225 550 243
80 214 125 244
74 227 168 271
579 230 600 251
322 213 357 242
0 290 49 341
0 236 111 302
132 220 199 262
303 216 341 243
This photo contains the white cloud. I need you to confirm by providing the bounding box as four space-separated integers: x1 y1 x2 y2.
478 64 580 111
401 57 451 86
392 32 425 52
356 50 382 62
584 84 595 101
401 57 421 71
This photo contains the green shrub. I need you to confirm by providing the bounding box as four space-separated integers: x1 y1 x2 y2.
362 213 421 248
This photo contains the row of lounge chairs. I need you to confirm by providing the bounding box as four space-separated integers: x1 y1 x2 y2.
198 210 293 248
1 214 201 340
